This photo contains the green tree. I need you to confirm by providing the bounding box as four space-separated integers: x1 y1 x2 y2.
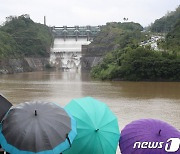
0 15 52 58
150 5 180 33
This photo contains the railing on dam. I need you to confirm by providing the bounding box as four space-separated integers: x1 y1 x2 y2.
51 25 101 41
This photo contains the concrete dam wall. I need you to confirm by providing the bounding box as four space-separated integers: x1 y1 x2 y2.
50 38 91 70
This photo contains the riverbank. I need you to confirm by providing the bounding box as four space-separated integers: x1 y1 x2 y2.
0 58 49 74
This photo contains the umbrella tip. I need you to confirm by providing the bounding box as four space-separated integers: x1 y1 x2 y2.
158 129 161 136
95 129 99 132
35 110 37 116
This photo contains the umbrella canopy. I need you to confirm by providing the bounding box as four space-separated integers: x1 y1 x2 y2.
0 95 12 122
0 101 77 154
63 97 120 154
119 119 180 154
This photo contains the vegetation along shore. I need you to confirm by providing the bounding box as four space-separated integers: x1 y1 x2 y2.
90 6 180 81
0 6 180 81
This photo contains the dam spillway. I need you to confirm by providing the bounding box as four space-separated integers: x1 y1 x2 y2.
50 26 100 70
50 38 91 70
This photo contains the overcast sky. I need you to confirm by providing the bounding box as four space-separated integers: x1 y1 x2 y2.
0 0 179 27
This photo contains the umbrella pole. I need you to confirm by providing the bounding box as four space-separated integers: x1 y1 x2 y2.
66 134 71 147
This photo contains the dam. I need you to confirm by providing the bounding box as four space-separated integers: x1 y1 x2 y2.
50 26 100 70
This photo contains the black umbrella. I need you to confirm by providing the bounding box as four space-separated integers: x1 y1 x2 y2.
0 94 12 122
0 101 77 154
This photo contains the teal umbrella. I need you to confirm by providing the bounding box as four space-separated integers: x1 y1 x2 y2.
63 97 120 154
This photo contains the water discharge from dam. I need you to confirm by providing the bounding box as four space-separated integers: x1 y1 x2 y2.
50 38 91 70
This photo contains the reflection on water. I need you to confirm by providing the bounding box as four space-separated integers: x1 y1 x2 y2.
0 71 180 130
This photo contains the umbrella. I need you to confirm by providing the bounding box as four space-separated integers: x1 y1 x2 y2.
63 97 120 154
0 101 77 154
119 119 180 154
0 94 12 122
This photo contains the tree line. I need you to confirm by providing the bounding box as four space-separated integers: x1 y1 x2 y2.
0 15 52 59
90 7 180 81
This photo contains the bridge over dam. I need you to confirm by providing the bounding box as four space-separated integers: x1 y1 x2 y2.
50 26 100 70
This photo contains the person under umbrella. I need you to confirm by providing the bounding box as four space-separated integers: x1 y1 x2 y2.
0 101 77 154
119 119 180 154
63 97 120 154
0 94 12 154
0 94 12 122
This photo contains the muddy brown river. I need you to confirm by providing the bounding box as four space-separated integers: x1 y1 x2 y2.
0 71 179 131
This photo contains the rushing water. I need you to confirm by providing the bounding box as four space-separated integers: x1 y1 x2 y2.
0 70 180 130
50 38 91 69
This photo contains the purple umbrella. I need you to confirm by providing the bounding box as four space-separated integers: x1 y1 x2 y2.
119 119 180 154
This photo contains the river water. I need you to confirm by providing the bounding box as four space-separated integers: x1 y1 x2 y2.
0 70 180 131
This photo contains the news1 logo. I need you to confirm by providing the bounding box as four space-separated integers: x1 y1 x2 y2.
165 138 180 152
133 138 180 152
